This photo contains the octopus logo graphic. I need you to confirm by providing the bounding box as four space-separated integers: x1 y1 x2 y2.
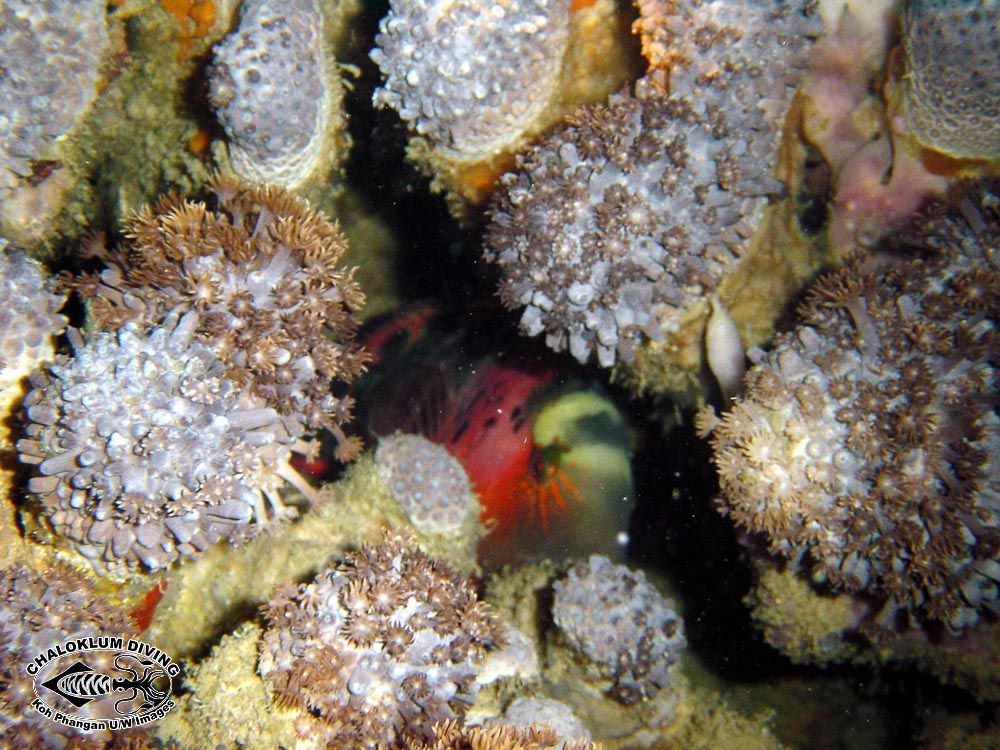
27 637 178 731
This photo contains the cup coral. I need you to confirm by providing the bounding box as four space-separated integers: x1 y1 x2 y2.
485 0 820 367
0 562 130 748
897 0 1000 161
375 432 479 536
18 312 308 578
552 554 686 704
698 183 1000 633
65 175 369 461
371 0 571 163
258 532 507 748
209 0 344 189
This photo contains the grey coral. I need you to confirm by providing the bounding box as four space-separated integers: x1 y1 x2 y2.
0 241 67 397
209 0 334 188
485 0 820 367
371 0 571 161
552 554 686 704
0 0 110 195
375 432 478 535
17 312 300 579
259 533 507 748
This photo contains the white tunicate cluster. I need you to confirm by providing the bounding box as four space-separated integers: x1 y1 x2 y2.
0 242 67 405
17 312 297 579
486 0 820 367
375 433 478 535
0 0 110 195
552 554 686 704
371 0 571 161
209 0 333 188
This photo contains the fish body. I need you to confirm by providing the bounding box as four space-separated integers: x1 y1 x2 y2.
354 305 635 567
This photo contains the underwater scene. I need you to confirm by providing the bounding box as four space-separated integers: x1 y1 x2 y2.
0 0 998 747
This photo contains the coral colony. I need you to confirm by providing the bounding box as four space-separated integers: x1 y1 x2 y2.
209 0 338 188
0 0 999 748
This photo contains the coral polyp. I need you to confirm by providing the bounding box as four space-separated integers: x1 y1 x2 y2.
700 185 1000 633
485 0 820 367
209 0 344 188
258 532 507 747
371 0 571 162
0 562 130 747
0 242 67 422
896 0 1000 160
66 175 369 460
18 312 305 578
552 554 686 704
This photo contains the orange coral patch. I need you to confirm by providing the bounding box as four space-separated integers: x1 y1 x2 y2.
188 127 212 155
570 0 599 10
161 0 216 40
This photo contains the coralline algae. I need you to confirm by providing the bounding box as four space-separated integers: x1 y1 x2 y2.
0 0 110 195
209 0 336 188
371 0 572 161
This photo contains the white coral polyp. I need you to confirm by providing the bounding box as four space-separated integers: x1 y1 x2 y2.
18 312 299 579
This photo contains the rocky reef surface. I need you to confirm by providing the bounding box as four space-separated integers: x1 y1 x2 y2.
0 0 998 748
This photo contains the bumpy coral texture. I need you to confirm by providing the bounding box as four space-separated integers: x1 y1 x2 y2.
500 697 591 742
552 554 686 704
0 242 67 401
259 533 507 748
209 0 333 188
18 313 302 578
371 0 571 161
66 176 369 460
701 185 1000 633
375 433 477 535
900 0 1000 160
486 0 819 367
0 563 130 749
0 0 109 194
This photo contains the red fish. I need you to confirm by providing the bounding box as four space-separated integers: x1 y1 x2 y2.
352 304 635 568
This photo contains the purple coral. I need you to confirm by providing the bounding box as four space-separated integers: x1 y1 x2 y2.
0 0 110 195
371 0 571 161
209 0 337 188
17 312 303 578
375 433 478 535
485 0 820 367
0 563 130 748
259 532 507 748
700 184 1000 633
552 554 686 704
